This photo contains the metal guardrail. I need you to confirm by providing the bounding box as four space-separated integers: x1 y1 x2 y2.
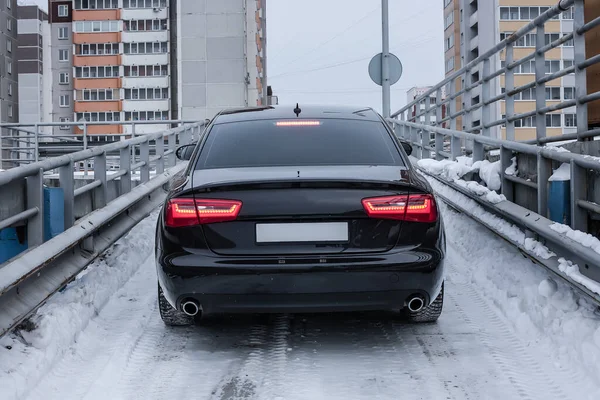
387 0 600 303
0 120 203 167
0 122 205 337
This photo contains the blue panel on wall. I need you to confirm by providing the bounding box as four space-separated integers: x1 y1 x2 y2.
44 187 65 241
548 181 571 225
0 228 28 265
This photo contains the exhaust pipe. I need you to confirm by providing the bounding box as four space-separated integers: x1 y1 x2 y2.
181 299 200 316
407 296 425 313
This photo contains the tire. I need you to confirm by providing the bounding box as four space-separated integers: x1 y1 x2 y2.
158 283 195 326
405 282 444 323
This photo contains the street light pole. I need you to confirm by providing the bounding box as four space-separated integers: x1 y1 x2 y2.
381 0 391 118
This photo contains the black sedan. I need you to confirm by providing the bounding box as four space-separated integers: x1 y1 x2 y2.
155 105 445 326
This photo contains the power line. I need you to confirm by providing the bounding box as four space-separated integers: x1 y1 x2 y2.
269 36 438 80
270 5 381 72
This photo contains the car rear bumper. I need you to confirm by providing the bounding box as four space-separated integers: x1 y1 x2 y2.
157 254 444 315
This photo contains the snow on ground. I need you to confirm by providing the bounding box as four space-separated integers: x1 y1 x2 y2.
1 190 600 399
0 212 158 400
417 158 506 204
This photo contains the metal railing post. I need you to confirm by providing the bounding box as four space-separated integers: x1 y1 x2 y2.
156 136 165 174
573 0 589 139
26 168 44 247
500 146 515 202
140 138 150 183
422 97 431 159
435 89 444 160
94 152 107 209
537 154 551 216
535 25 547 142
34 124 39 163
505 43 516 141
120 145 132 195
167 133 176 167
570 161 588 231
83 123 89 177
59 161 74 229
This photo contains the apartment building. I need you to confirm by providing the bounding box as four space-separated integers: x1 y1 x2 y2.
42 0 267 141
443 0 590 141
172 0 267 121
0 0 18 167
407 86 445 125
17 5 50 131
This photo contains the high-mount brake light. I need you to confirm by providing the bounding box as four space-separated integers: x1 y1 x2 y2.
361 194 437 223
165 198 242 227
276 120 321 127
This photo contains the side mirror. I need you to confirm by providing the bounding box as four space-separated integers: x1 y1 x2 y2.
175 144 196 161
401 141 413 156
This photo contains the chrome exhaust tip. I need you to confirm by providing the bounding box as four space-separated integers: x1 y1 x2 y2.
181 300 200 316
407 296 425 313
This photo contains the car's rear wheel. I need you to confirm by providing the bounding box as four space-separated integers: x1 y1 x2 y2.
158 284 195 326
405 282 444 323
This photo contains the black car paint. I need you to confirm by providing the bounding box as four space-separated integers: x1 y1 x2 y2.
156 105 445 315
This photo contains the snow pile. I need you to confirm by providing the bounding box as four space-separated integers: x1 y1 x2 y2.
544 145 570 153
524 238 556 259
505 157 518 176
442 200 600 392
550 223 600 255
549 163 571 181
0 212 158 400
417 158 506 204
558 258 600 295
473 160 502 190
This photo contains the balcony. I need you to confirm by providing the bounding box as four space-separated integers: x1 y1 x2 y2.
470 35 479 52
73 9 121 21
121 8 168 20
121 31 168 43
122 99 169 112
73 32 121 44
122 76 169 88
75 101 122 112
74 54 122 66
122 53 169 65
74 124 124 135
74 78 122 90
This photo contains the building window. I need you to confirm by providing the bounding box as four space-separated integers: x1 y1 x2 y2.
123 41 168 54
6 0 10 9
75 66 120 78
76 43 119 56
59 72 70 84
124 19 168 31
77 89 118 101
60 95 70 107
8 105 13 118
545 60 560 74
564 114 577 127
77 112 121 122
445 33 454 51
123 0 167 9
564 87 576 100
8 83 12 96
545 114 561 127
58 27 69 40
125 111 169 121
445 56 455 73
58 5 69 17
7 18 12 31
444 12 453 29
544 33 560 46
500 6 557 21
545 87 560 100
7 61 12 75
124 88 169 100
6 39 11 53
59 117 70 130
563 7 574 20
124 64 168 77
59 49 69 61
74 20 120 33
74 0 119 9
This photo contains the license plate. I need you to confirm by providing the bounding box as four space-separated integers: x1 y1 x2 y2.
256 222 349 243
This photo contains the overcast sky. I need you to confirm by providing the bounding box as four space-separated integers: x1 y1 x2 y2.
26 0 444 113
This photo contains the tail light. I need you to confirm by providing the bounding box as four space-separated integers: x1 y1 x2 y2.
165 198 242 227
362 194 437 223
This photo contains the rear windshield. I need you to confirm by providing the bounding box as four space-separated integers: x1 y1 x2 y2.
195 119 403 169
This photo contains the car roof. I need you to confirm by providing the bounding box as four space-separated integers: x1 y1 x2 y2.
212 105 382 124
